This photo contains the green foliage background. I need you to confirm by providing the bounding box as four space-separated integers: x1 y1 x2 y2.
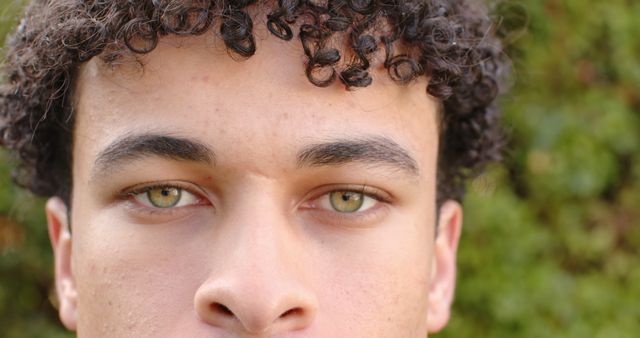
0 0 638 337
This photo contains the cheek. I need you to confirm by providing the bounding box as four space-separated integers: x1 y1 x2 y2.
312 217 433 335
72 210 211 334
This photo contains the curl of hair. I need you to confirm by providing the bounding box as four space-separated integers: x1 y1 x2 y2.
305 47 340 86
313 48 341 66
157 4 214 35
220 9 256 57
306 63 336 87
267 15 294 40
387 56 423 84
266 0 301 40
0 0 509 205
324 16 350 32
347 0 375 15
340 66 372 88
352 34 376 56
122 18 159 54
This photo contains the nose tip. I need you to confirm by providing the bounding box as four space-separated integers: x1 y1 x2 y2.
194 282 318 334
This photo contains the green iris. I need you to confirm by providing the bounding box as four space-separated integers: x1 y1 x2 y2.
147 187 181 208
329 191 365 212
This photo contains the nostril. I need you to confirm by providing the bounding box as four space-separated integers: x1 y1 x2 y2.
280 307 303 319
211 302 234 317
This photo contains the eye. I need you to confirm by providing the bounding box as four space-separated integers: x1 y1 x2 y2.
133 186 200 209
318 190 378 213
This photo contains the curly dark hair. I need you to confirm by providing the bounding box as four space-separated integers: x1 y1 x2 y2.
0 0 507 206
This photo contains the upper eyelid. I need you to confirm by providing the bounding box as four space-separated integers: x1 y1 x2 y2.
123 181 208 198
319 185 392 202
302 185 393 209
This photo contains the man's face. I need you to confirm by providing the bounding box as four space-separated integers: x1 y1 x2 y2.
46 31 462 337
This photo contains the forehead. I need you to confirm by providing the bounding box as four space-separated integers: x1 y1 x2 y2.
72 33 439 175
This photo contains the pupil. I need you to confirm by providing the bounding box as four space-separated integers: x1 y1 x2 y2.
161 189 170 197
342 193 350 201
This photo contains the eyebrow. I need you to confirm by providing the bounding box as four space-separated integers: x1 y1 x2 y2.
92 133 215 179
296 136 419 176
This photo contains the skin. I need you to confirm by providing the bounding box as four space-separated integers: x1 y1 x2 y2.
46 29 463 337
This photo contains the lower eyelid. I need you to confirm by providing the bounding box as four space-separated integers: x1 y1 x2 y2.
123 194 212 219
306 202 389 227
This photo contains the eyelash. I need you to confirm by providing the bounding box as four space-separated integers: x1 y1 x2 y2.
119 182 391 224
312 185 389 205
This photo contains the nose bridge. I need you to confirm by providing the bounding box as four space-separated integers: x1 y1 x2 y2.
225 182 298 277
194 182 317 334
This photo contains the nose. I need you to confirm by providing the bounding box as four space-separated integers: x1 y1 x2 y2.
195 277 317 335
193 207 318 335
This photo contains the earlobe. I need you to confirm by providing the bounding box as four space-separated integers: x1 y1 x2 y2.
426 200 463 333
45 197 78 330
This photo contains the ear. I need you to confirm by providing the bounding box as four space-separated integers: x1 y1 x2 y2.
46 197 77 330
426 200 463 333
